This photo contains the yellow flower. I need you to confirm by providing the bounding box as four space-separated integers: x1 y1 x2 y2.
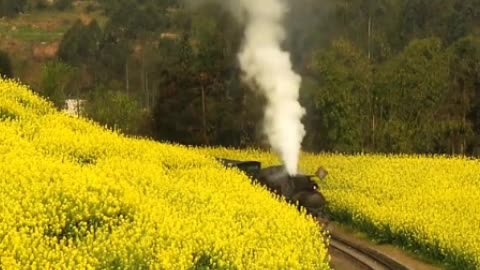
0 78 331 269
199 147 480 269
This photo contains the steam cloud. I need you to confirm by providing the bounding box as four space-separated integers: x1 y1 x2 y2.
188 0 306 175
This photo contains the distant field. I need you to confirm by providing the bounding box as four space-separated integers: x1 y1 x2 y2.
0 3 106 88
0 24 67 43
0 6 104 43
0 78 330 269
202 149 480 270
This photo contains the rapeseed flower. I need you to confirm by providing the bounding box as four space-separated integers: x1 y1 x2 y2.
202 148 480 269
0 78 330 269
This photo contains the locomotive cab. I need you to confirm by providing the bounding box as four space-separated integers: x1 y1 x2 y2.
216 158 261 179
216 158 327 218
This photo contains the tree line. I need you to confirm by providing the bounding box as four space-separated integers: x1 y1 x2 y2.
1 0 480 156
0 0 73 17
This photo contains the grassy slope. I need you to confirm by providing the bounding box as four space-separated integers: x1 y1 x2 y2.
0 1 105 43
0 79 331 269
0 1 106 87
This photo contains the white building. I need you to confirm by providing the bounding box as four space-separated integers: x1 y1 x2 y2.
63 99 86 117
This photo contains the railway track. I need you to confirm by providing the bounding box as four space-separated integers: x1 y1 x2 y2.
215 160 419 270
315 216 413 270
329 235 410 270
317 219 411 270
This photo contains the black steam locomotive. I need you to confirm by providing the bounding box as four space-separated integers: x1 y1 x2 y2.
216 158 328 218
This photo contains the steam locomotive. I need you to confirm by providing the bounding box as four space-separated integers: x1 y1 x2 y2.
216 158 328 219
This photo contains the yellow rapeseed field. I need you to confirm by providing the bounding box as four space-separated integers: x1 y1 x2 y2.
203 148 480 270
0 78 331 269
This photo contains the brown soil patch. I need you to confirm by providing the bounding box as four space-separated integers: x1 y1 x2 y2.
32 42 59 61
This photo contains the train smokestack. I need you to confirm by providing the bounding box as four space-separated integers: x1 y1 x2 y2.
186 0 306 175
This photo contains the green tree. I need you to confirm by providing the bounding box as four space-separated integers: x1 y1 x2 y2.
445 35 480 155
53 0 72 11
58 19 102 68
94 0 170 94
151 6 256 147
285 0 333 70
102 0 168 39
25 0 48 10
0 0 26 18
84 86 146 135
396 0 479 46
307 38 373 153
375 38 449 153
299 76 323 151
152 33 200 145
327 0 400 61
9 0 476 154
40 61 76 110
0 50 13 78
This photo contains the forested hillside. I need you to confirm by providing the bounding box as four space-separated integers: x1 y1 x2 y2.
1 0 480 156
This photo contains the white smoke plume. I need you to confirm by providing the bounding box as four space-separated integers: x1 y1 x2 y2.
187 0 306 175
